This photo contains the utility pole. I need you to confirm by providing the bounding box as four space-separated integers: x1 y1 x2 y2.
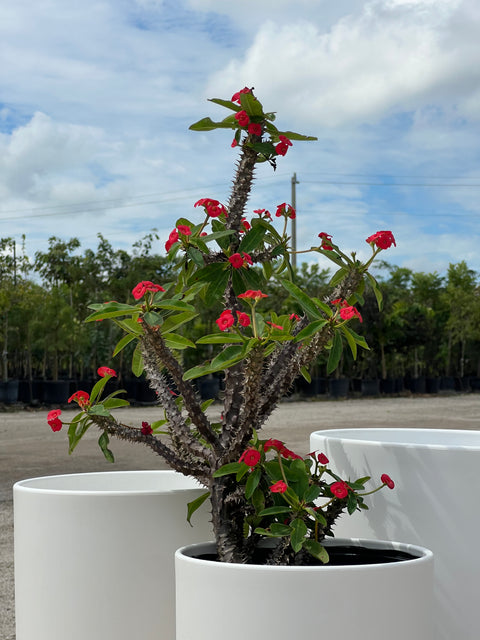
291 172 299 270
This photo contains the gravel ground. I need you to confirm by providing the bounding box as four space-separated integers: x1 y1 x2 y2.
2 394 480 639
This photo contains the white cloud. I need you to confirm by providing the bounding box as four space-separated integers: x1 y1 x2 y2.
206 0 480 128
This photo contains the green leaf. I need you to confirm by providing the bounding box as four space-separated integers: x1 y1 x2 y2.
208 97 241 112
131 342 144 377
188 263 229 303
341 325 357 360
88 404 112 417
189 116 236 131
240 92 264 117
276 130 318 142
163 333 196 350
155 299 196 312
280 279 323 320
294 319 328 343
347 491 358 515
89 375 110 404
347 327 369 350
245 467 261 499
161 310 199 334
98 431 115 463
186 246 206 267
143 311 163 327
270 523 293 536
113 333 138 357
85 302 138 322
238 222 268 254
213 462 244 477
290 518 308 552
366 272 383 310
67 415 91 454
258 506 292 517
196 333 245 344
329 267 348 288
102 398 130 410
327 331 343 374
300 366 311 383
303 485 322 502
186 491 210 525
303 539 329 563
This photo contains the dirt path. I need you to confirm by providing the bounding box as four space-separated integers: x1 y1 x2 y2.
2 394 480 638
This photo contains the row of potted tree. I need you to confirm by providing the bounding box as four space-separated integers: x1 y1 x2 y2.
1 233 480 405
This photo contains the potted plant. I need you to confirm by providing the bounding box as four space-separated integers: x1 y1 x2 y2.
29 89 432 639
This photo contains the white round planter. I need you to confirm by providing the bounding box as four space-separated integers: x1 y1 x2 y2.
175 538 433 640
310 428 480 640
14 470 212 640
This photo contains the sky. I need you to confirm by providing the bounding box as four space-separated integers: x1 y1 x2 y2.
1 0 480 278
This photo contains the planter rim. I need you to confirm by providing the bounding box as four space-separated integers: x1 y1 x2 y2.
311 427 480 450
176 537 433 572
14 470 205 496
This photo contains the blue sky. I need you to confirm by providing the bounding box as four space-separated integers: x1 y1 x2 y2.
1 0 480 276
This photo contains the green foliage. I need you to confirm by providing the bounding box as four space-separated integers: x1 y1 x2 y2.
214 437 390 563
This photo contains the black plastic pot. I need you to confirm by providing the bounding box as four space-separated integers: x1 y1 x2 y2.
328 378 349 398
0 379 19 404
361 379 380 397
42 380 70 404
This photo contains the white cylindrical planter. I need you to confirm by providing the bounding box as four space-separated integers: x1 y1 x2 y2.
175 539 433 640
14 470 212 640
310 428 480 640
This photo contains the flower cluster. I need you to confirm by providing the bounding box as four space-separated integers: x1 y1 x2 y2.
132 281 165 300
366 230 396 250
194 198 227 218
332 298 363 323
214 437 394 563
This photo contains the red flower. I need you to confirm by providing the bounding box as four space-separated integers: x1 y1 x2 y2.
381 473 395 489
216 309 235 331
275 203 296 219
234 110 250 128
318 232 333 251
194 198 227 218
132 280 165 300
267 321 283 330
264 438 284 452
68 390 90 408
240 218 251 232
177 224 191 236
229 253 245 269
141 421 153 435
317 453 329 465
270 480 288 494
231 138 238 148
280 447 302 460
330 481 349 499
239 448 261 467
254 208 272 220
289 313 300 321
366 230 396 250
231 87 251 103
97 366 117 378
238 290 268 300
165 229 180 252
243 252 253 265
339 305 363 323
47 409 63 432
236 311 251 327
275 135 292 156
248 122 262 136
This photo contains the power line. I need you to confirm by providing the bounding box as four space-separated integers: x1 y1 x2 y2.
0 175 288 222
